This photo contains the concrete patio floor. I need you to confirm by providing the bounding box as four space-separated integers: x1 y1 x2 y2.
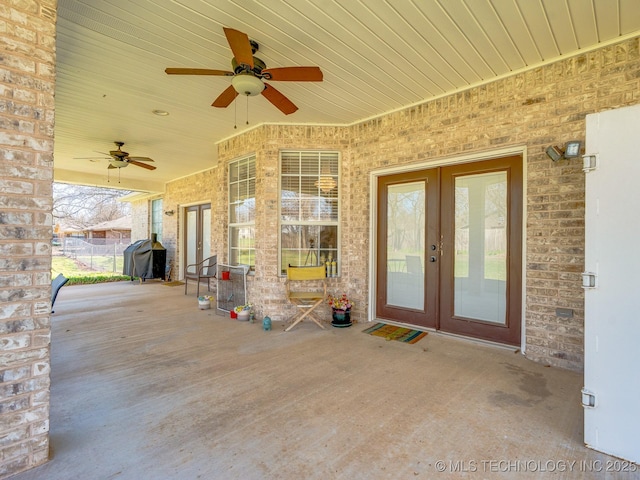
13 280 638 479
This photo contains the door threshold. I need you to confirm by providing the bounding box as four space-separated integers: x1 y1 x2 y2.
369 318 520 352
433 330 521 352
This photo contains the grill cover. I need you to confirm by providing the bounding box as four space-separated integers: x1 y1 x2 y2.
123 236 166 280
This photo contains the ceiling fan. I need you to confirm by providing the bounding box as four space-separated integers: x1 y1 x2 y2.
78 141 156 170
165 27 323 115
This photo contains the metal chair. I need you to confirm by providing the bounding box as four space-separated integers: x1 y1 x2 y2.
184 255 217 297
285 265 327 332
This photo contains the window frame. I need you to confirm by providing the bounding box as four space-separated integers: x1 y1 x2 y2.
228 154 256 271
150 198 163 243
279 150 341 276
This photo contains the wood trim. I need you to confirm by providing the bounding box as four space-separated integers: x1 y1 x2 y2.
376 169 439 328
438 156 523 345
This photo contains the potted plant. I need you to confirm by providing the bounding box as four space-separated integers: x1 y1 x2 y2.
234 302 253 321
327 293 353 328
198 295 213 310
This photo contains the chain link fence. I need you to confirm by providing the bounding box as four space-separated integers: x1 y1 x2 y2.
63 237 128 273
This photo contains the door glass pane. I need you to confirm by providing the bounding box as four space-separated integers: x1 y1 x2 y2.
202 208 211 258
386 182 425 310
186 210 197 274
151 199 163 243
454 172 507 324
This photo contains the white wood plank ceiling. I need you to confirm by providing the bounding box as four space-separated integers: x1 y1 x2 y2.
53 0 640 191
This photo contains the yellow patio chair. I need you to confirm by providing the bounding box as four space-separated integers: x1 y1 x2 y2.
285 265 327 332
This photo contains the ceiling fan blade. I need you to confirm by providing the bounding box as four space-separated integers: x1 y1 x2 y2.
212 85 239 108
261 67 323 82
165 68 233 76
261 84 298 115
128 160 157 170
128 156 154 162
223 27 254 69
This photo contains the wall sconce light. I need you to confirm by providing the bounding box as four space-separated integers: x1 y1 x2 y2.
164 210 175 216
546 141 582 161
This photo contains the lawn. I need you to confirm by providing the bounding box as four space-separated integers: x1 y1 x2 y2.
454 254 506 281
52 254 134 285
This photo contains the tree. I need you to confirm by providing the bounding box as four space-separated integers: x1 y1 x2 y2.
53 183 132 228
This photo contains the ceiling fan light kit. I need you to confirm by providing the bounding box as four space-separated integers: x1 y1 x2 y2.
165 27 323 115
232 74 264 96
78 142 156 182
109 159 129 168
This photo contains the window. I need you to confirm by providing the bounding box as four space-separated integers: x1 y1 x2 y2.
151 199 163 243
229 155 256 269
280 151 339 275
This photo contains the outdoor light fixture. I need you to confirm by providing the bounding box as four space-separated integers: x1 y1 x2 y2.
564 141 582 158
164 210 175 216
231 74 265 96
546 145 564 162
108 159 128 168
546 141 582 161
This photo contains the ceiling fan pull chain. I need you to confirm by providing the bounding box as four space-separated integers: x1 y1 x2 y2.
246 95 249 125
234 96 237 129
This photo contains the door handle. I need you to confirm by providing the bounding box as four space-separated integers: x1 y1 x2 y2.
430 256 437 262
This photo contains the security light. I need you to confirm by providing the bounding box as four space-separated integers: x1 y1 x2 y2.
546 145 563 162
546 141 582 161
564 141 582 158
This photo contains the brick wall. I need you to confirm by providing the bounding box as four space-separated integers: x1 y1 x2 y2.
215 39 638 371
0 1 57 477
217 126 351 322
163 168 218 279
346 38 639 371
129 200 149 243
145 38 639 372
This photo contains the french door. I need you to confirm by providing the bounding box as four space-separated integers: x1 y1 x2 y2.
376 156 522 345
184 203 211 275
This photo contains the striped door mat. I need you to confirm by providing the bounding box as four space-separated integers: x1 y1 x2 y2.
362 323 428 344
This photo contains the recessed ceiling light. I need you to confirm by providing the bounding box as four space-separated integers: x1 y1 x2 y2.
152 109 169 116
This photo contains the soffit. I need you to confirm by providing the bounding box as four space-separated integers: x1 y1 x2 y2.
54 0 640 191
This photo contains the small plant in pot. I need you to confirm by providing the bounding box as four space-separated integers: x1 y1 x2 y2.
327 293 353 328
198 295 213 310
234 302 253 321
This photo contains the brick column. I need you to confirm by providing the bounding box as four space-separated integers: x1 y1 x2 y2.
0 1 57 477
